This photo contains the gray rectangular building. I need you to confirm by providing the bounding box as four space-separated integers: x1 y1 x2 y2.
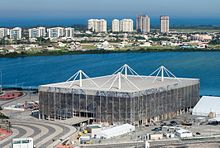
39 69 200 125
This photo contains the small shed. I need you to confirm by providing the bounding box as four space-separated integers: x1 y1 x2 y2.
175 129 192 138
149 133 163 140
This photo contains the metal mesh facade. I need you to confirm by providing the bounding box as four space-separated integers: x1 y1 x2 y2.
39 77 200 125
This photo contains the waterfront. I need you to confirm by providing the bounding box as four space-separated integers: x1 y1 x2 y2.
0 51 220 96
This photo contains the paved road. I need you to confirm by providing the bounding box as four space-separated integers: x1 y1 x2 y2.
0 91 76 148
0 119 77 148
0 126 26 147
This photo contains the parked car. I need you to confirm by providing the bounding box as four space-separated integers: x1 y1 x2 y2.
160 122 167 126
151 127 162 132
170 121 178 126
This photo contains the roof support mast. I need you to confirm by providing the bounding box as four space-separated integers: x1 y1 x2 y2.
150 65 181 83
67 70 100 88
118 72 122 89
113 64 143 79
161 66 164 82
124 64 128 78
79 70 83 87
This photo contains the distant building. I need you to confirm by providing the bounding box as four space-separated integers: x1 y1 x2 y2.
28 27 46 38
65 27 74 38
136 15 150 33
0 28 10 39
112 19 120 32
47 27 64 39
10 27 22 40
190 34 212 41
38 27 46 37
160 16 169 33
88 19 107 33
119 19 133 33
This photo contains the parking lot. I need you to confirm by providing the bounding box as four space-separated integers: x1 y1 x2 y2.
91 113 220 147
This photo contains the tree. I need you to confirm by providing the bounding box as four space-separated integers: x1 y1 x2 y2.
36 37 50 45
209 38 220 45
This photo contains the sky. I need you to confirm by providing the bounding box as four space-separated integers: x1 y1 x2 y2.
0 0 220 26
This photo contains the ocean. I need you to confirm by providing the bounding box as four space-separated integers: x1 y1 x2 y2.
1 18 220 27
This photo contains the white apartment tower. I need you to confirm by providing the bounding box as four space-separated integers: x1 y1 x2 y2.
0 28 10 39
65 27 74 38
29 27 46 38
38 27 46 37
10 27 22 40
47 27 64 39
160 16 169 33
112 19 120 32
119 19 133 33
88 19 107 33
136 15 150 33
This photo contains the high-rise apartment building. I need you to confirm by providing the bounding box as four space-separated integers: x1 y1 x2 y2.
29 27 46 38
65 27 74 38
88 19 107 33
0 28 10 39
47 27 65 39
136 15 150 33
160 16 169 33
38 27 46 37
10 27 22 40
112 19 120 32
119 19 133 33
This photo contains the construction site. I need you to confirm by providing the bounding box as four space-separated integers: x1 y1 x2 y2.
38 64 200 125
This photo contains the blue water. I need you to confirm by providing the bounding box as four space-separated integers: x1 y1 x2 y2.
1 18 220 27
0 52 220 96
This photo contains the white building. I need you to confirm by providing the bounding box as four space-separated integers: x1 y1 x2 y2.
0 28 10 39
10 27 22 40
47 27 64 39
65 27 74 38
160 16 169 33
120 19 133 33
175 129 192 138
12 138 33 148
88 19 107 33
28 27 46 38
190 34 212 41
96 124 135 139
112 19 120 32
38 27 46 37
193 96 220 117
136 15 150 33
97 41 114 50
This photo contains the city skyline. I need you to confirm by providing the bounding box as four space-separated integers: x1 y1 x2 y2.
0 0 220 27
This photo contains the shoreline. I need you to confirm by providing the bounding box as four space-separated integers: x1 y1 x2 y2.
1 48 220 58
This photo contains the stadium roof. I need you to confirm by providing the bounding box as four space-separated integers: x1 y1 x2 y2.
39 64 199 93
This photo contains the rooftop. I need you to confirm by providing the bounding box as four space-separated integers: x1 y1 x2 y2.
39 64 199 94
193 96 220 117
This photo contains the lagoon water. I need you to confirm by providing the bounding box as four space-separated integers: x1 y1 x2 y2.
0 52 220 96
